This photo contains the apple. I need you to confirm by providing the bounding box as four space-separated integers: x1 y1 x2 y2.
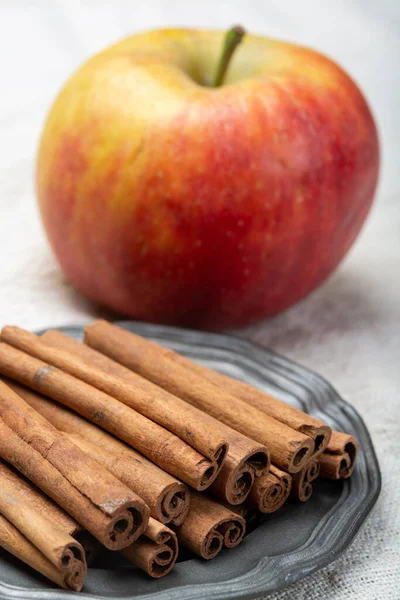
37 27 379 330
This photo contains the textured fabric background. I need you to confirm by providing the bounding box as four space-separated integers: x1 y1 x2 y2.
0 1 399 598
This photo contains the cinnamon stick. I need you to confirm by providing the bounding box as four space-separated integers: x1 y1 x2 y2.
210 451 254 505
0 343 220 491
270 464 292 491
2 327 229 470
6 380 190 526
83 320 314 472
0 418 139 554
0 461 87 589
248 464 292 513
320 431 358 479
177 492 245 559
319 453 352 479
0 460 80 538
66 433 192 529
122 518 178 578
326 430 358 464
290 459 320 502
0 460 97 564
0 513 85 591
164 350 332 457
0 381 148 550
42 329 269 504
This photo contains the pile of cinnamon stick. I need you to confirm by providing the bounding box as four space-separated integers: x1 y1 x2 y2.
0 320 358 591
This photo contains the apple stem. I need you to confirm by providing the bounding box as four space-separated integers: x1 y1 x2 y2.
212 25 246 87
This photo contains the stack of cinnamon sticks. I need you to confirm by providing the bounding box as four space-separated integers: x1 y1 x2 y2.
0 320 359 591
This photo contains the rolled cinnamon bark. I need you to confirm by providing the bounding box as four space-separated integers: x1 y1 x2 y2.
1 458 99 566
66 432 192 528
0 461 97 563
319 453 351 479
42 329 269 504
84 320 314 473
327 431 358 468
6 380 190 525
0 462 86 587
164 351 332 457
177 493 246 559
290 459 320 502
248 465 292 513
0 461 79 537
3 327 228 469
0 381 148 550
270 465 292 492
0 418 141 552
319 431 358 479
122 518 178 578
0 343 219 491
0 513 85 591
210 453 254 506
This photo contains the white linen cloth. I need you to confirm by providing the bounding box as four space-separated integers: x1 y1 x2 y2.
0 1 398 598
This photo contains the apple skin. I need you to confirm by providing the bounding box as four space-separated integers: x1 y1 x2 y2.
37 29 379 330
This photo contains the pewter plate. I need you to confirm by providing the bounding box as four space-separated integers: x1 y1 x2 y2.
0 321 381 600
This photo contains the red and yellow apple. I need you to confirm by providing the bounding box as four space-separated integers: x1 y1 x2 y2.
37 27 379 329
